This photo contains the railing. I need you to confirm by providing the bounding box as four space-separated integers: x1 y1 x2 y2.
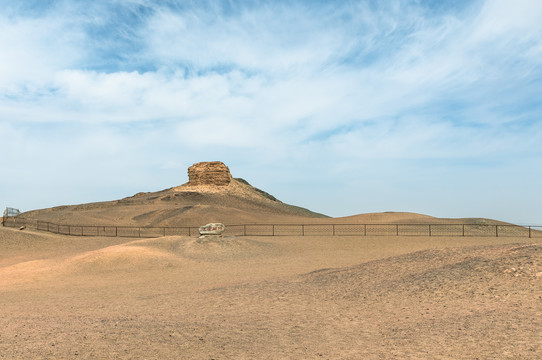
3 217 542 238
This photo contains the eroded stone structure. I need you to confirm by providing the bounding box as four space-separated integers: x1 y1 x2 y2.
188 161 232 186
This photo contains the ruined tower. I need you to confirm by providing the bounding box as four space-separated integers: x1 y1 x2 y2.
187 161 232 186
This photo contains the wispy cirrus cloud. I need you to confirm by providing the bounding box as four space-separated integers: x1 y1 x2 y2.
1 0 541 223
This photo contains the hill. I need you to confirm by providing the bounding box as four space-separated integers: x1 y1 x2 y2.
13 161 517 229
331 211 511 225
19 161 328 226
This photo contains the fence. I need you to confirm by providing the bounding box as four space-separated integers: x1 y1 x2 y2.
223 223 542 238
2 217 542 239
2 207 20 225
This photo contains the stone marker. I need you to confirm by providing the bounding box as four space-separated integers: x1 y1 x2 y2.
199 223 226 236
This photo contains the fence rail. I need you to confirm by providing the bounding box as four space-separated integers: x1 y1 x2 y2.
2 217 542 239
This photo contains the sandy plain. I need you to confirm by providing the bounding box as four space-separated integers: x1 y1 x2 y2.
1 223 540 359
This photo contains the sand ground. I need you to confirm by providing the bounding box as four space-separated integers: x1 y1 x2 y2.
1 227 540 359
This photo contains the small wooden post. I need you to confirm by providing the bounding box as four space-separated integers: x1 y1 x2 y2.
429 224 432 236
529 226 531 238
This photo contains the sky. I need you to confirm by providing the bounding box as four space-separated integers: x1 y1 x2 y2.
1 0 542 225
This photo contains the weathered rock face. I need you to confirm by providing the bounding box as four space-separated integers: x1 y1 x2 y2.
188 161 232 186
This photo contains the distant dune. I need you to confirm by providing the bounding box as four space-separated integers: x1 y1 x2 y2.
332 211 512 225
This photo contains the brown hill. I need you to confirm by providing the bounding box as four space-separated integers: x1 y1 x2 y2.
331 211 511 225
15 161 515 228
19 161 328 226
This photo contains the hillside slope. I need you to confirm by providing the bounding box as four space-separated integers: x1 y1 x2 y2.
19 164 328 226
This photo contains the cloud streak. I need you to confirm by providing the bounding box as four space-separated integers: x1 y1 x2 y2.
1 0 542 224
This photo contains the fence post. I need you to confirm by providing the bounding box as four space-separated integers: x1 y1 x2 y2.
302 224 305 236
462 224 465 237
272 225 275 236
364 224 367 236
396 224 399 236
244 224 246 236
163 227 166 237
496 225 499 237
332 224 335 236
115 226 118 237
138 227 141 237
429 224 432 236
529 226 531 238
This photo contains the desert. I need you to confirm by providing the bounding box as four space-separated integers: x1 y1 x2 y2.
3 1 542 359
1 162 541 359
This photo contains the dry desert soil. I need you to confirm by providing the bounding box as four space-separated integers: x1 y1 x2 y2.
1 225 541 359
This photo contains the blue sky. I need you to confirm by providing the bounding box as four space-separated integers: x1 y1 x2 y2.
1 0 541 224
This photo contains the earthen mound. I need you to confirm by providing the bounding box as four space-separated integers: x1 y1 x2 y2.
176 236 275 261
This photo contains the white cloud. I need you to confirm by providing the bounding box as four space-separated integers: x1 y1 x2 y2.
1 0 542 223
0 13 83 88
143 2 350 74
473 0 542 40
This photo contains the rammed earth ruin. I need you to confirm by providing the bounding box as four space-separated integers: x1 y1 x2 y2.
187 161 232 186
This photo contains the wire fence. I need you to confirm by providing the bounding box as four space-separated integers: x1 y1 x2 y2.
2 216 542 239
2 207 20 218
